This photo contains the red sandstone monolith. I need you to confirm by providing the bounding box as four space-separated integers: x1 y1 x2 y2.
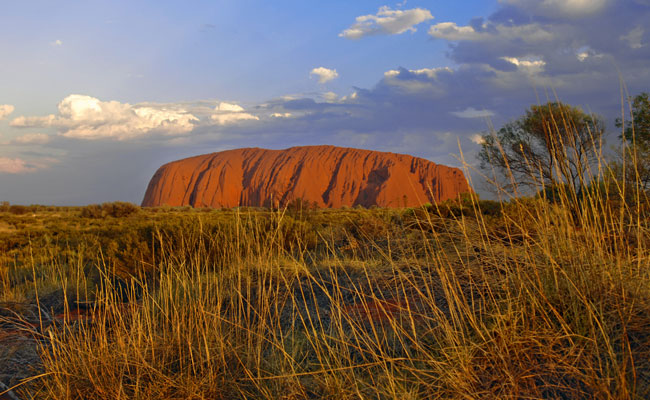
141 145 470 208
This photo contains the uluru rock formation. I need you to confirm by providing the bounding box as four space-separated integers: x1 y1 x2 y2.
141 145 471 208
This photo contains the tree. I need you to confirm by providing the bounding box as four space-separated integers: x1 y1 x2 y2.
615 92 650 190
617 92 650 145
478 102 605 195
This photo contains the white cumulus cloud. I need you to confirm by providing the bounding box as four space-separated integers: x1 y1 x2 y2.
310 67 339 84
215 102 245 112
621 26 645 49
10 95 198 140
500 0 610 16
470 134 486 145
340 91 359 102
11 133 51 145
451 107 495 119
322 92 339 102
409 67 453 78
384 70 401 78
428 22 481 41
210 102 259 125
339 6 433 39
0 104 15 120
382 67 454 93
0 157 38 174
271 112 293 118
429 22 554 43
384 67 452 79
502 56 546 73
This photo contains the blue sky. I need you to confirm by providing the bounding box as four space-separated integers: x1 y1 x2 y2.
1 0 649 205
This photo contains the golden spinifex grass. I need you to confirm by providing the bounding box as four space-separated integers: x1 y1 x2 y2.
2 180 642 399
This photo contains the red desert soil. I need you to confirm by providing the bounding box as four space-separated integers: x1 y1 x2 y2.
142 145 470 208
343 297 424 324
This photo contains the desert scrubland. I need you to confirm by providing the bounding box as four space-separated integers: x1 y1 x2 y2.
1 101 650 399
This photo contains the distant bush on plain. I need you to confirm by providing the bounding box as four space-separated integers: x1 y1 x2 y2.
80 202 140 218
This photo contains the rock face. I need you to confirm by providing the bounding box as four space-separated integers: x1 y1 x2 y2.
141 145 471 208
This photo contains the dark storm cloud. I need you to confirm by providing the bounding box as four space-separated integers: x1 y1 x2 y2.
433 0 650 84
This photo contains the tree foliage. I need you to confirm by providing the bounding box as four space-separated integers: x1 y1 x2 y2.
478 102 604 194
615 92 650 190
617 92 650 145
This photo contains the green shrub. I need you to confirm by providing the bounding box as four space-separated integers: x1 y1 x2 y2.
477 200 503 216
101 202 140 218
8 205 29 215
80 204 103 218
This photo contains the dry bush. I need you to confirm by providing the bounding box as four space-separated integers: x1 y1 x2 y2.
101 202 140 218
80 204 103 218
